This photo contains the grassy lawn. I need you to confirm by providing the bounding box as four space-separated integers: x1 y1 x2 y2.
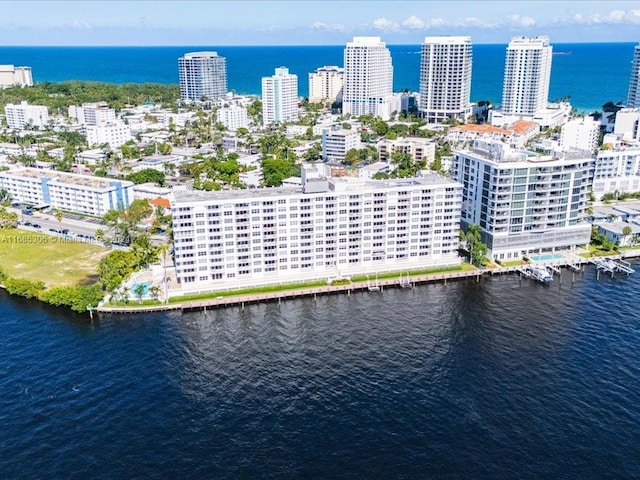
0 229 109 287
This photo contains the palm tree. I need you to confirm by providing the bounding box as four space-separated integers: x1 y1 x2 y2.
156 243 171 303
0 188 11 204
622 225 632 247
54 208 64 230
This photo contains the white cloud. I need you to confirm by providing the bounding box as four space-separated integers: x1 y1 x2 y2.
425 17 445 28
311 22 346 32
372 17 400 32
508 14 536 27
402 15 424 29
560 9 640 26
70 20 92 30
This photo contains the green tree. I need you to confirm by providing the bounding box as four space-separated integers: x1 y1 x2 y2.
622 225 633 246
127 168 166 186
460 224 488 266
98 250 137 291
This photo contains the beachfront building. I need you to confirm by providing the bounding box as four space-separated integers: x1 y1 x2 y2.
453 139 593 261
171 165 462 292
68 102 117 126
321 128 361 162
377 137 436 166
178 52 227 102
308 66 344 103
0 167 134 216
217 104 249 131
593 144 640 197
627 44 640 108
261 67 299 126
342 36 395 121
0 65 33 88
490 37 553 127
4 101 49 129
418 36 472 124
560 117 600 152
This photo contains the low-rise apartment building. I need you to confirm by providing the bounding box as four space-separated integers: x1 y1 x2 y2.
322 128 361 162
0 168 134 216
377 137 436 165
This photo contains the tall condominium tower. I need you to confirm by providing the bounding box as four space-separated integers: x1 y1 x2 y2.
627 44 640 108
261 66 299 125
501 36 552 116
308 66 344 103
178 51 227 101
418 36 472 124
342 36 394 120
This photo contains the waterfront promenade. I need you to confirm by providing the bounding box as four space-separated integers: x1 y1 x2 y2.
96 268 486 315
96 248 640 316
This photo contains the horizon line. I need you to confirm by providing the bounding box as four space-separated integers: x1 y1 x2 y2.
2 40 638 48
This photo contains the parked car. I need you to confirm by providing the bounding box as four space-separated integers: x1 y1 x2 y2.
32 224 41 229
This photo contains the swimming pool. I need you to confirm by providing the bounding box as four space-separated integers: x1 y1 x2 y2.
530 253 564 262
130 281 152 295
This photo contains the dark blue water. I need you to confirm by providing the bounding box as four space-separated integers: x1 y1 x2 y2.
1 265 640 479
0 43 635 111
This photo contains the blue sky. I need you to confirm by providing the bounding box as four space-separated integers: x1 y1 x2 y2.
2 0 640 45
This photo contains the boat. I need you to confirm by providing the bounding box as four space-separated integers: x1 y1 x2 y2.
530 265 553 283
367 275 381 292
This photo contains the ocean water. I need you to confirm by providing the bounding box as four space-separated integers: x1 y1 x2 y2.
1 265 640 479
0 43 635 112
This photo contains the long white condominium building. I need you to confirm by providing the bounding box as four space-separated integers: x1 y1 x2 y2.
171 168 462 291
593 146 640 197
84 122 132 149
0 168 134 216
0 65 33 88
262 67 299 125
453 140 593 261
627 44 640 108
419 36 472 124
178 51 227 101
308 66 344 103
501 37 552 117
342 36 394 120
560 117 600 152
4 101 49 129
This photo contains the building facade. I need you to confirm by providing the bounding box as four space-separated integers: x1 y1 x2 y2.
418 36 472 124
171 168 462 292
560 117 600 152
627 44 640 108
377 137 436 166
217 104 249 131
4 101 49 129
500 37 552 118
68 102 117 126
593 146 640 197
342 36 394 120
178 52 228 102
308 66 344 103
321 129 362 162
84 122 132 149
0 168 134 216
261 67 299 125
0 65 33 88
453 139 593 261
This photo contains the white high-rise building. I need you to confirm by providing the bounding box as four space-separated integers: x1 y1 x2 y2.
593 144 640 197
261 66 299 125
171 167 462 292
321 129 361 161
627 44 640 108
453 139 593 260
342 36 394 120
418 36 472 124
178 52 227 101
501 37 552 117
4 101 49 129
308 66 344 103
560 117 600 152
0 65 33 88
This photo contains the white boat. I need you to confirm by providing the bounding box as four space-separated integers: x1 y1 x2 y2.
530 265 553 283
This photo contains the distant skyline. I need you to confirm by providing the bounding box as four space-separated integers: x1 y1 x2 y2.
2 1 640 46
